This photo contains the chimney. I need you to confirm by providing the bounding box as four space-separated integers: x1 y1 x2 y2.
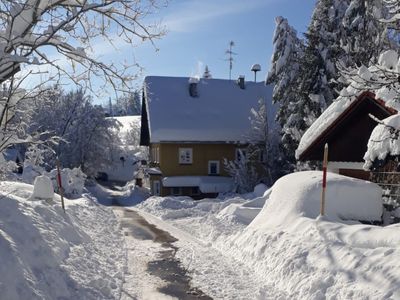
188 77 199 97
237 75 245 89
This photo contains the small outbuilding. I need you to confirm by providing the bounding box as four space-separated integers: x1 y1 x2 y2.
296 91 397 180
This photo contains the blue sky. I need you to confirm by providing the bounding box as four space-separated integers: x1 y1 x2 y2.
130 0 316 82
23 1 317 104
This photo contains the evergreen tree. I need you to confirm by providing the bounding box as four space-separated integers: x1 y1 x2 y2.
203 65 212 79
301 0 350 110
266 16 304 170
341 0 389 67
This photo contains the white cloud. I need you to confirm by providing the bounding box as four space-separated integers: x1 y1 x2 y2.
163 0 276 33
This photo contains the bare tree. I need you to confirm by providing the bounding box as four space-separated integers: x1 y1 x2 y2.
0 0 165 154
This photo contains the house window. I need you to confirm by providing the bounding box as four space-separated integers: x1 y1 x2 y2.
208 160 220 175
191 187 200 195
171 187 182 196
236 149 246 161
179 148 193 164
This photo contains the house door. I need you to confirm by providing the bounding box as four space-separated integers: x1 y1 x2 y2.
153 180 161 196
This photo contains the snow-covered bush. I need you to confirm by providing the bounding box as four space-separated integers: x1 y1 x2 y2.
0 155 17 180
223 150 260 194
364 114 400 170
47 168 87 199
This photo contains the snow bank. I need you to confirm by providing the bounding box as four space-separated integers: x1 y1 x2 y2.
364 113 400 170
224 171 399 299
251 171 382 228
0 181 125 299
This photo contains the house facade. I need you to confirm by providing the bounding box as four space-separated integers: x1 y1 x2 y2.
140 75 275 198
296 91 397 180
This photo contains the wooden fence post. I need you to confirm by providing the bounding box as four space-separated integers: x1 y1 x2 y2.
320 143 329 216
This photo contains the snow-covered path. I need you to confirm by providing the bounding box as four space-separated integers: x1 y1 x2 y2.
113 207 211 299
113 205 286 300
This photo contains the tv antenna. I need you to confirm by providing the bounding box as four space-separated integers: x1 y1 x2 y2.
225 41 237 80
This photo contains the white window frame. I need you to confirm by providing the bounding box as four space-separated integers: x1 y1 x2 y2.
152 180 161 196
208 160 220 175
179 148 193 164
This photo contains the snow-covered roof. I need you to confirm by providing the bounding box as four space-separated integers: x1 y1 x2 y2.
146 167 162 175
143 76 275 143
162 176 234 193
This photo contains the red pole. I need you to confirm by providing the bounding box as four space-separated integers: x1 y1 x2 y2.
320 143 329 216
56 159 66 213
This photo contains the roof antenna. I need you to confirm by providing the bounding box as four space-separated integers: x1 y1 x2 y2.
225 41 237 80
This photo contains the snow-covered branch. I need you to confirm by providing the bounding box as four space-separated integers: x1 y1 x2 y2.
0 0 166 90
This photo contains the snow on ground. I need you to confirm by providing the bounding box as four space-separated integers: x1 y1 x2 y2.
3 170 399 299
0 181 125 299
138 171 400 299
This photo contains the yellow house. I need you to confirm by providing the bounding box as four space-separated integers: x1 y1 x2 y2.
140 75 275 198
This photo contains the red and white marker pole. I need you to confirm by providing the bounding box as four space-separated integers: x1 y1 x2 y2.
56 158 66 213
320 143 329 216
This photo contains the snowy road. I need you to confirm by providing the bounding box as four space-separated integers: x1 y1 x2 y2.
113 207 211 299
113 205 286 300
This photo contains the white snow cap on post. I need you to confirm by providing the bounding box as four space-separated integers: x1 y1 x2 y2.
31 175 54 201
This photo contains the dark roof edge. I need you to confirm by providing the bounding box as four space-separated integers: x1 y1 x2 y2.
298 91 397 161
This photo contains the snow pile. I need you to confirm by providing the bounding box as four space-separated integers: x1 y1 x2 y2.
252 171 382 226
137 195 249 241
0 181 125 299
31 175 54 201
364 114 400 170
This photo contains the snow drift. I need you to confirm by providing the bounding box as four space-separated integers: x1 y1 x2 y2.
0 181 125 299
251 171 382 228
